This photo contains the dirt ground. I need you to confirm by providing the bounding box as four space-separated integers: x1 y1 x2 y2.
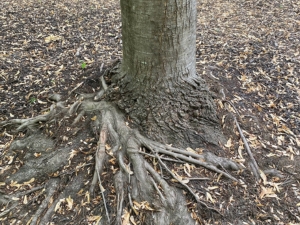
0 0 300 224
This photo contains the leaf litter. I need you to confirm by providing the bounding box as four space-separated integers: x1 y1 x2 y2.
0 0 300 224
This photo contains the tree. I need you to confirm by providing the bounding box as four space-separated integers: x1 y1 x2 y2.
0 0 240 224
117 0 225 148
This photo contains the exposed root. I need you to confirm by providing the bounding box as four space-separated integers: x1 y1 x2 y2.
114 171 125 225
0 94 245 225
31 178 60 225
0 185 44 218
152 151 220 213
136 133 239 181
38 172 85 225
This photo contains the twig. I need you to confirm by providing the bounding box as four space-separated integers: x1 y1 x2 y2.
69 81 84 95
0 185 45 218
0 202 18 217
145 161 173 200
151 144 238 181
234 115 260 180
153 152 220 213
187 177 211 181
223 100 241 118
96 168 110 223
138 150 185 163
128 191 135 213
137 133 238 181
15 185 45 198
224 101 260 180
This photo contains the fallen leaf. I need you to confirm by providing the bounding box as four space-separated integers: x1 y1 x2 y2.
85 191 90 204
183 163 192 177
45 34 62 43
54 198 65 212
34 152 41 157
69 149 78 160
122 209 131 225
259 186 279 199
87 215 102 223
66 196 73 210
259 170 267 185
207 186 219 191
224 138 232 148
130 216 137 225
10 181 21 189
206 192 215 203
23 195 28 204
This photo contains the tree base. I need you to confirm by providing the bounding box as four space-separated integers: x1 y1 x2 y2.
0 67 240 225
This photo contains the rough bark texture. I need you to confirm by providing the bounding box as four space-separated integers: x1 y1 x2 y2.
112 0 225 148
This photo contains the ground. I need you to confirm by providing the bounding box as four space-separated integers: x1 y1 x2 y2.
0 0 300 224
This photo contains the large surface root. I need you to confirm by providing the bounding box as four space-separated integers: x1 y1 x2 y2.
0 91 241 225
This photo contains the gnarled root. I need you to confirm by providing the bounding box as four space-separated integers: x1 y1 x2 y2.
0 94 241 225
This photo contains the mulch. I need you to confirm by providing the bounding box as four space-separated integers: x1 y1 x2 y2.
0 0 299 224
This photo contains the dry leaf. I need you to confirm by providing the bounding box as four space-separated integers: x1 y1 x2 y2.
23 178 35 186
87 215 102 223
34 152 41 157
206 192 215 203
85 191 90 204
238 145 244 158
8 155 14 164
130 216 137 225
186 147 197 154
45 34 62 43
259 186 279 199
259 170 267 185
122 209 131 225
10 181 21 189
23 195 28 204
181 179 190 184
224 138 232 148
183 163 192 177
100 184 105 192
54 199 65 212
66 196 73 210
69 149 78 160
207 186 219 190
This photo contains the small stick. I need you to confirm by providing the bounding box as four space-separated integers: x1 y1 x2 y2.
96 168 110 223
153 152 220 213
138 151 185 163
234 117 260 180
224 101 261 180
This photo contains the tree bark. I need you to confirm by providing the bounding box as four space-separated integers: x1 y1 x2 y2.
115 0 225 148
121 0 197 83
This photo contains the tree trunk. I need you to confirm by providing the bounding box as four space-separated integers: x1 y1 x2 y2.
115 0 225 148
